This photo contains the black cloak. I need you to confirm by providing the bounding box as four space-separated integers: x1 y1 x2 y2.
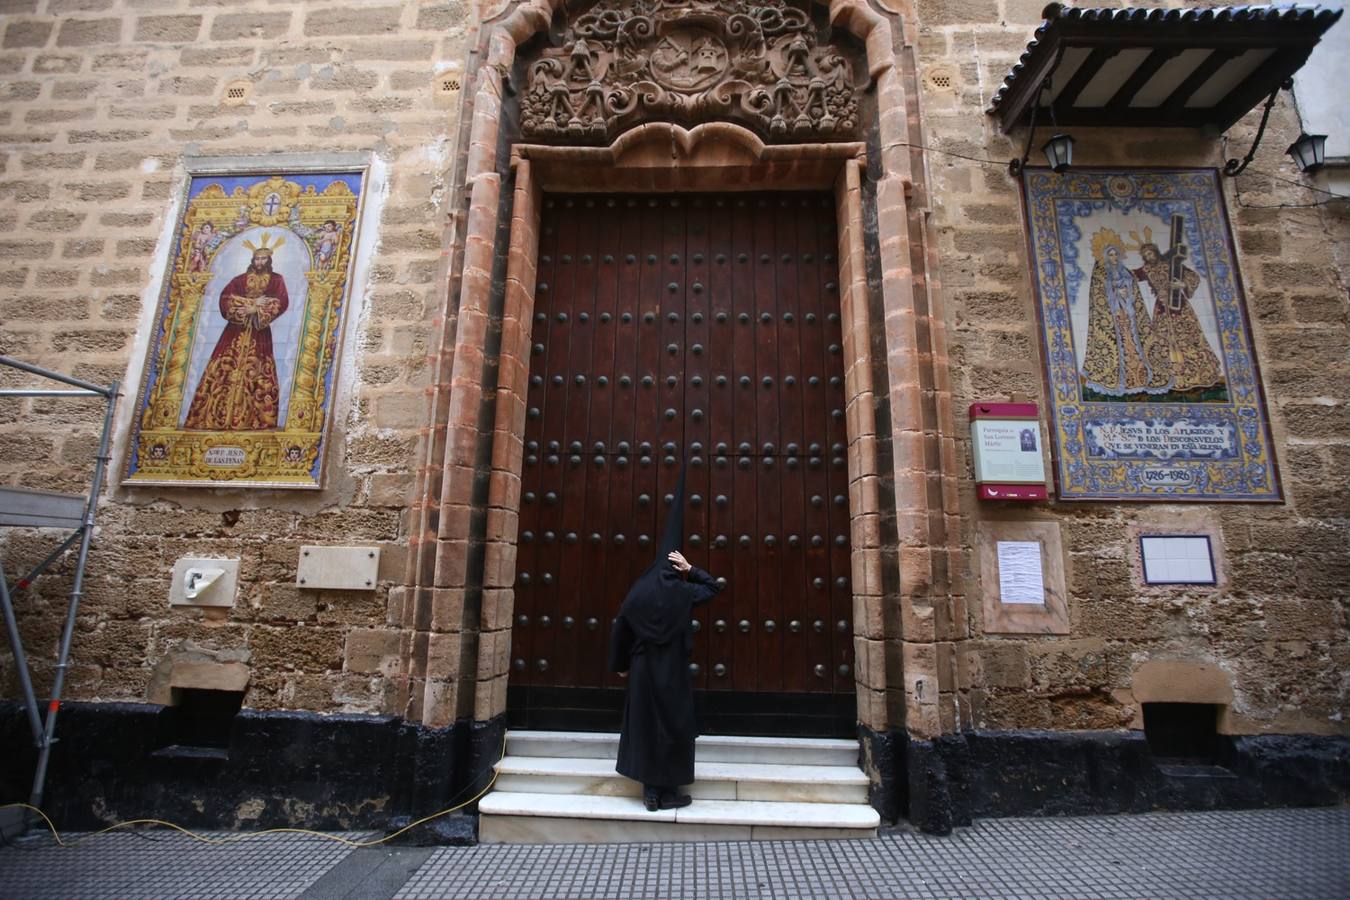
607 464 724 788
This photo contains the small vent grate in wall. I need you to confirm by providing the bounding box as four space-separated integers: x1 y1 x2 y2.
924 67 956 92
222 80 253 106
438 76 461 94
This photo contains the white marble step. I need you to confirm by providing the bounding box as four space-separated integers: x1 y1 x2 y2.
478 792 880 843
505 730 859 767
493 755 869 804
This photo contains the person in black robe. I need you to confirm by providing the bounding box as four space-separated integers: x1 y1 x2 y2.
607 464 724 811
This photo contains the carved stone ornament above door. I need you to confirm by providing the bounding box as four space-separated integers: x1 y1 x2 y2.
520 0 859 144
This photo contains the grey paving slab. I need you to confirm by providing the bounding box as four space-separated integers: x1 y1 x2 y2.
0 830 373 900
297 846 436 900
396 807 1350 900
2 808 1347 899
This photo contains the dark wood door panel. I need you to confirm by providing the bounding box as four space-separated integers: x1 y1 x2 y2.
515 193 852 694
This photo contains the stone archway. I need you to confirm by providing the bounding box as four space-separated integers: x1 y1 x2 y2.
399 0 963 820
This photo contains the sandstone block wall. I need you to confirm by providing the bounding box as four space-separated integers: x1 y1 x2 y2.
914 0 1349 735
0 0 471 717
1 0 1346 744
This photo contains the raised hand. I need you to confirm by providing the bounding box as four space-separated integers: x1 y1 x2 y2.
667 550 691 573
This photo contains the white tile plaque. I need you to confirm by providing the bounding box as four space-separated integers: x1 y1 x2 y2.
169 557 240 607
1140 535 1215 585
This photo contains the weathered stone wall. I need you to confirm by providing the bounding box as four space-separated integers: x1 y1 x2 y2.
3 0 1346 750
0 1 472 718
914 0 1349 735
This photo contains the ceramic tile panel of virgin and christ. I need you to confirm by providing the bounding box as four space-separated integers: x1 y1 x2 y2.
1022 168 1280 501
125 169 366 488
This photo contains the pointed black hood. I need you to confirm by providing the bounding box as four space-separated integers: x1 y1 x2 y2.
617 460 690 644
656 461 687 562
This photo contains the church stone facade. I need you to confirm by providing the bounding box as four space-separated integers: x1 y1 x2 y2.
1 0 1346 834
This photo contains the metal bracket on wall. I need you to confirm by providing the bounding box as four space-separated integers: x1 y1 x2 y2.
1222 80 1293 177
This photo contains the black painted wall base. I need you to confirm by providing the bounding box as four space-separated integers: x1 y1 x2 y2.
889 728 1350 835
0 701 500 842
7 702 1346 840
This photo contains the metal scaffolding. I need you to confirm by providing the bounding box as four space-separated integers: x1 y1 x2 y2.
0 355 118 827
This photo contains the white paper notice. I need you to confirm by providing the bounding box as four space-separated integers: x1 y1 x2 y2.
997 541 1044 605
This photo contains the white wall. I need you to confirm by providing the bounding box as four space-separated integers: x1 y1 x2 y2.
1293 16 1349 160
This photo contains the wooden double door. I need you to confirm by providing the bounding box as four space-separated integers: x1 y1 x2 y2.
512 191 854 700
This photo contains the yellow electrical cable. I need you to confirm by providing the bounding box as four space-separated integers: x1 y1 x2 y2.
1 733 506 849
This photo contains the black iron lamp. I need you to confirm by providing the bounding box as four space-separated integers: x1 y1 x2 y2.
1286 132 1327 174
1040 133 1076 173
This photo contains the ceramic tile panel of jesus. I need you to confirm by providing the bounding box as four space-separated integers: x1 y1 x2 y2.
181 232 296 432
125 170 366 489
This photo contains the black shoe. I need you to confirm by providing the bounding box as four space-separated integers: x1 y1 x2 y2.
643 788 661 812
658 791 692 810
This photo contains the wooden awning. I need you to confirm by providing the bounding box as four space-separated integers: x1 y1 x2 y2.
989 3 1344 131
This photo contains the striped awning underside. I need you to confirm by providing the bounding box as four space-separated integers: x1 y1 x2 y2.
988 3 1344 131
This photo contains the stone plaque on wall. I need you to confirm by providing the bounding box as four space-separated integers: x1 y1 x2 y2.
1021 168 1281 502
125 168 367 488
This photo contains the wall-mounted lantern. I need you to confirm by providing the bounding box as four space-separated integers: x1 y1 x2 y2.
1040 133 1076 174
1286 132 1327 174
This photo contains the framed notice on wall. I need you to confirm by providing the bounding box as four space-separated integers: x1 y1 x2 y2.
1021 168 1281 502
125 167 367 489
971 401 1047 501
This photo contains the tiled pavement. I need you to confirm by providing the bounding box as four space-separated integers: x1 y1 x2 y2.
1 807 1347 899
0 829 369 900
397 807 1350 899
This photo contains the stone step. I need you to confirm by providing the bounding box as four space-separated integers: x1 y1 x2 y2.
504 730 860 767
493 755 870 804
478 792 880 843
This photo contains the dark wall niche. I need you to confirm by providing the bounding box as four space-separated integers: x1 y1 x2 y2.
1143 702 1221 765
153 688 245 760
